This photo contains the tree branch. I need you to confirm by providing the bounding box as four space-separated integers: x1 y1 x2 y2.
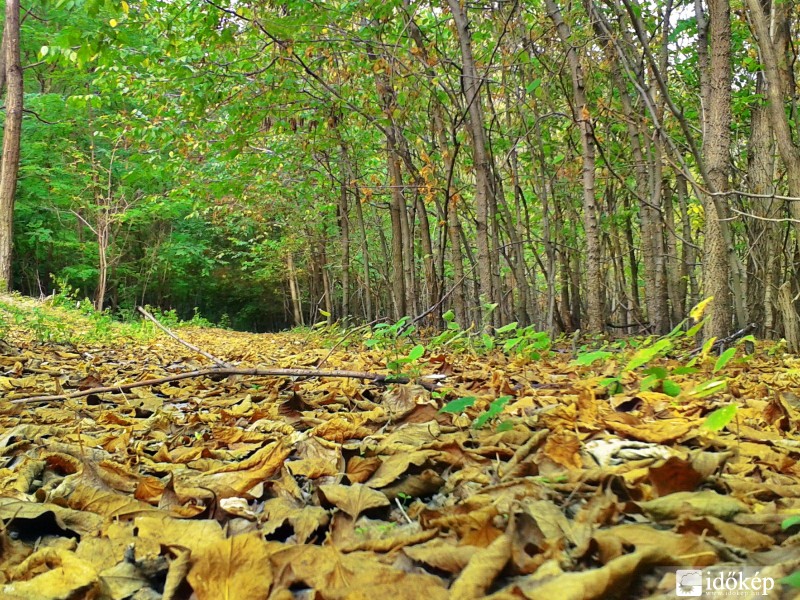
11 367 444 404
137 306 231 367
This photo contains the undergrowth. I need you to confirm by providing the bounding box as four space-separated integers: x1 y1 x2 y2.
0 288 215 346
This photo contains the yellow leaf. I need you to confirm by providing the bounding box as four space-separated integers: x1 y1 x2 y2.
121 1 129 14
690 296 714 320
187 532 273 600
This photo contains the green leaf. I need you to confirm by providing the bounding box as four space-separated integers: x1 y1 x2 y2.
473 395 513 429
482 333 495 350
600 377 623 395
701 403 737 431
495 322 518 334
700 336 717 357
689 379 727 398
442 309 455 322
671 366 699 376
686 318 706 338
640 374 659 391
667 319 688 338
642 366 668 379
525 79 542 93
662 379 681 397
407 344 425 361
570 350 612 366
439 396 476 414
713 347 736 373
496 420 514 432
624 338 672 371
781 515 800 530
780 571 800 588
39 45 49 58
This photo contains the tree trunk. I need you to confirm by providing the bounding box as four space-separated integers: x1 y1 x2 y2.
446 0 498 328
287 252 303 326
0 0 21 290
545 0 604 333
700 0 733 340
338 144 351 319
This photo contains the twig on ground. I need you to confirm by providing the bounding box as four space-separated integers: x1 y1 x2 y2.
688 322 757 356
11 367 443 404
137 306 231 367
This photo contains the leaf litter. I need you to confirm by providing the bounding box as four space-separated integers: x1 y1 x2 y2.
0 296 799 598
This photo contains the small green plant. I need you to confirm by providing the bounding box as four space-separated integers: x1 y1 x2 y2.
429 310 471 350
473 395 513 429
386 343 426 378
569 297 747 399
364 317 428 378
364 317 414 351
779 518 800 588
494 322 551 361
439 395 514 429
701 403 738 431
439 396 477 414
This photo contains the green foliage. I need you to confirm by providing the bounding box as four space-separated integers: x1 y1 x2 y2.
570 350 613 366
781 515 800 531
439 396 477 414
780 571 800 588
429 310 471 350
386 344 426 377
623 338 672 372
494 323 551 361
701 404 738 431
473 395 513 429
713 348 737 373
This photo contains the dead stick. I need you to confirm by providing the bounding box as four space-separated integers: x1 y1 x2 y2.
11 367 441 404
137 306 231 367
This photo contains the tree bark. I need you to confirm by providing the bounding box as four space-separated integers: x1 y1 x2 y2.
700 0 733 340
0 0 21 290
446 0 498 328
545 0 604 333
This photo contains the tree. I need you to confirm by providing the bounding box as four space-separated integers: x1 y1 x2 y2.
0 0 21 290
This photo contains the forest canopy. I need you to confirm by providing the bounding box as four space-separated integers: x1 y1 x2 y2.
2 0 798 339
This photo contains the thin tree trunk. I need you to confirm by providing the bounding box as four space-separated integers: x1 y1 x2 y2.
338 144 351 319
352 183 372 322
700 0 733 339
545 0 604 332
0 0 21 290
446 0 499 328
287 252 303 326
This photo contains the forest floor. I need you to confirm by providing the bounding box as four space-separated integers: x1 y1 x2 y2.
0 293 799 599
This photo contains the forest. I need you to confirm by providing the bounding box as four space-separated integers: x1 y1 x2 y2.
5 0 800 598
0 0 797 340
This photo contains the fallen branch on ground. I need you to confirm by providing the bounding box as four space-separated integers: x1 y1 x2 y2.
11 367 444 404
137 306 231 367
688 322 757 356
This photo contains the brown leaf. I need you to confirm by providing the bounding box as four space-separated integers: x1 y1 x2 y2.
366 451 432 488
489 545 669 600
648 456 704 496
404 539 478 573
638 490 749 522
187 531 274 600
346 455 381 483
319 482 390 519
450 533 512 599
2 547 99 599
